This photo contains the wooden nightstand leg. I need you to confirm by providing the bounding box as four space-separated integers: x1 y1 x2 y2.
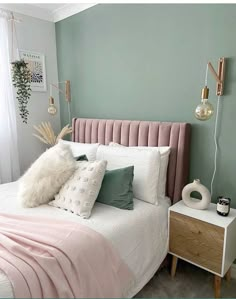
214 275 221 298
171 255 178 277
225 267 231 282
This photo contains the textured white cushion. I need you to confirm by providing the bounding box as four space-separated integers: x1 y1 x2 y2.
50 160 107 218
109 142 170 199
59 140 99 161
96 145 161 205
18 143 76 208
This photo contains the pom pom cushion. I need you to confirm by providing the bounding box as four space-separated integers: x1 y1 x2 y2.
18 143 76 208
96 166 134 210
50 160 107 219
96 145 161 205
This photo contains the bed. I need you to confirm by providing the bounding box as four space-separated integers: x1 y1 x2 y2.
0 118 191 298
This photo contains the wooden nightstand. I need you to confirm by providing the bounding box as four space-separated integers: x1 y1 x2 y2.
168 200 236 298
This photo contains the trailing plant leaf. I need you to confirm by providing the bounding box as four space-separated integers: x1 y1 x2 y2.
11 59 31 124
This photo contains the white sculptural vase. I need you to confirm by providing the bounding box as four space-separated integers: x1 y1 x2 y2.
182 179 211 210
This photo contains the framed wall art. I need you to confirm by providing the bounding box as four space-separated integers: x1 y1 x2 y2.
18 49 47 92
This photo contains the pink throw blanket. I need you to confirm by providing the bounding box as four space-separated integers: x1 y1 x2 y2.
0 213 133 298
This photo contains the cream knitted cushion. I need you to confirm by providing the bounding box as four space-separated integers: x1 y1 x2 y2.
50 160 107 218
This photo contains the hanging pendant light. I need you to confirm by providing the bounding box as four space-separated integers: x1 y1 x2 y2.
193 57 226 200
195 86 214 121
194 58 225 121
48 81 72 124
48 96 57 115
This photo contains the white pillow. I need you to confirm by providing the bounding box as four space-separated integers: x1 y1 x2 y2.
59 140 99 161
50 160 107 218
96 145 161 205
109 142 170 199
18 143 76 208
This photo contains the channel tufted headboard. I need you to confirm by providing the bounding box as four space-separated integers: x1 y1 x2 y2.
72 118 191 204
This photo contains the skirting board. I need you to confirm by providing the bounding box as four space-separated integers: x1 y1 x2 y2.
231 264 236 279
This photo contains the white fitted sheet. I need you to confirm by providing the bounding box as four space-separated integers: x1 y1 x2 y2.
0 181 170 298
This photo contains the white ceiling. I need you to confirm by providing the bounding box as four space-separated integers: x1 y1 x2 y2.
31 3 66 11
0 3 97 22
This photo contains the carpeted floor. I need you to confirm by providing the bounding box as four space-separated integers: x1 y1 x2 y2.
135 260 236 298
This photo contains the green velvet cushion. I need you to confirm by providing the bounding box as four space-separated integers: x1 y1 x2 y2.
74 154 88 161
96 166 134 210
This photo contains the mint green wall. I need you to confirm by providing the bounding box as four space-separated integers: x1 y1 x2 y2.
56 4 236 207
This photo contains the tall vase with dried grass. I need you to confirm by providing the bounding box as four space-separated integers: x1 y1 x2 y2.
33 122 72 147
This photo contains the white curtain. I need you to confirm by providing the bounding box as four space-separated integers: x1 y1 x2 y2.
0 10 20 183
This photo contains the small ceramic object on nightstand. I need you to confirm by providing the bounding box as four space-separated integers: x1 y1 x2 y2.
182 179 211 210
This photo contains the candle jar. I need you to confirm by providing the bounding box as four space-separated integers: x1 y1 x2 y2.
216 196 231 216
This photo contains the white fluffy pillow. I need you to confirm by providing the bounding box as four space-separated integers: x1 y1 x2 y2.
59 140 99 161
96 145 161 205
109 142 170 199
18 143 76 208
50 160 107 218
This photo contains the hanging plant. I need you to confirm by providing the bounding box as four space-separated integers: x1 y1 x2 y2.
11 60 31 124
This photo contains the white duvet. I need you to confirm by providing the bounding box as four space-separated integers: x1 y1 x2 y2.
0 182 170 298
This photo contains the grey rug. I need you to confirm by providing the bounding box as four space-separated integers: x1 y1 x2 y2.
135 260 236 298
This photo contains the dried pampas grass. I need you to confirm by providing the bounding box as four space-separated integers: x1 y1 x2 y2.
33 122 72 146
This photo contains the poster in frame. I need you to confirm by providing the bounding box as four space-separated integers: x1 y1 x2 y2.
18 49 47 92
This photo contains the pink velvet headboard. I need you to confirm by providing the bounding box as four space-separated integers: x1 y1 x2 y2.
72 118 191 204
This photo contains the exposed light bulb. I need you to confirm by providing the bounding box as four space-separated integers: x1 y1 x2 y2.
195 99 214 121
48 96 57 115
195 86 214 121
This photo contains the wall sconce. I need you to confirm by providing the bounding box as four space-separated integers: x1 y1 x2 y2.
195 57 225 121
194 57 226 198
48 80 71 123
